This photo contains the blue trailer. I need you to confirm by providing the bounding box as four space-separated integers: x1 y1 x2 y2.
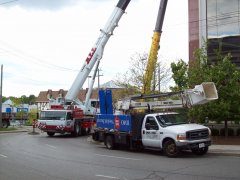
92 90 146 150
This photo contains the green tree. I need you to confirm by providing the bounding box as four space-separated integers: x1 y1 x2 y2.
28 95 36 105
26 109 38 126
115 52 171 94
1 96 7 103
170 59 189 91
171 47 240 136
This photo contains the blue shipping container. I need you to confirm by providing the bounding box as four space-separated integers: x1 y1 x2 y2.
96 114 132 132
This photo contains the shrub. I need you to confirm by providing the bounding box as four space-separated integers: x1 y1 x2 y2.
220 128 235 136
210 128 219 136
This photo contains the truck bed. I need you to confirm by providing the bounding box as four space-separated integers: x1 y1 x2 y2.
96 113 146 140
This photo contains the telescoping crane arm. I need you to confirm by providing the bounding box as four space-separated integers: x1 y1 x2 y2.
117 82 218 111
143 0 168 94
65 0 131 103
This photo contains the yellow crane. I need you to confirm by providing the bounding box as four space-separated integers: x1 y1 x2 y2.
143 0 168 94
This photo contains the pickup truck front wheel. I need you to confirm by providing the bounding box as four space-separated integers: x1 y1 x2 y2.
192 147 209 155
163 139 180 157
104 135 115 150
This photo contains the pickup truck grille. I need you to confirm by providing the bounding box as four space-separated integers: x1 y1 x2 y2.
186 129 209 140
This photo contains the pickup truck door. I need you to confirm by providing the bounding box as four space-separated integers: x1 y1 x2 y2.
142 116 161 148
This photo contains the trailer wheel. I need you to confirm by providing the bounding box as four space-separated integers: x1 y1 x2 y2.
92 132 98 141
104 135 115 150
2 120 9 128
163 139 180 157
192 147 208 155
47 132 55 137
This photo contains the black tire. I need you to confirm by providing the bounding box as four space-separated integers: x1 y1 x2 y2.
47 132 55 137
86 127 91 135
104 135 115 150
71 122 80 137
2 121 9 128
192 147 209 155
163 139 180 157
92 132 98 141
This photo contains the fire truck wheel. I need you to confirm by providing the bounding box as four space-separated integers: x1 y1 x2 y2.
77 124 82 136
104 135 115 150
72 122 80 137
47 132 55 137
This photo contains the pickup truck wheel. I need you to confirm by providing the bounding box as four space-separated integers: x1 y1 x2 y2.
47 132 55 136
163 140 179 157
192 147 209 155
105 135 115 150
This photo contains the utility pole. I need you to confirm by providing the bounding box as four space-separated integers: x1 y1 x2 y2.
0 64 3 128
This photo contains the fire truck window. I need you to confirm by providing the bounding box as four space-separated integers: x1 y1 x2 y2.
66 112 72 120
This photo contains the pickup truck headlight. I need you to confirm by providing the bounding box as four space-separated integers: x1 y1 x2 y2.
177 133 187 140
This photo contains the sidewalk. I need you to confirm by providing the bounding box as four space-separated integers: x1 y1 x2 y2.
209 145 240 156
0 125 39 133
1 126 240 156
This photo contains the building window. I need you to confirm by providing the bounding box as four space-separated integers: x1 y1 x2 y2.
207 0 240 38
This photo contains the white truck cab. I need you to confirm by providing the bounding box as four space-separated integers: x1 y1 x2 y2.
141 112 211 157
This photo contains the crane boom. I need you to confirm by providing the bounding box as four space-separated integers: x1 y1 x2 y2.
143 0 168 94
65 0 131 103
117 82 218 111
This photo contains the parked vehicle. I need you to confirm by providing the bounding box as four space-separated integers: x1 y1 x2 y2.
1 113 11 128
38 0 131 136
93 83 218 157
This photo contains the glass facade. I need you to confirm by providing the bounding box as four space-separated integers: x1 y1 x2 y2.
206 0 240 66
207 0 240 38
189 0 240 65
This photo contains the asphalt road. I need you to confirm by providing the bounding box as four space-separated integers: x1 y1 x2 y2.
0 132 240 180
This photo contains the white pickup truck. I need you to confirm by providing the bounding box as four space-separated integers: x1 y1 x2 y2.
92 111 211 157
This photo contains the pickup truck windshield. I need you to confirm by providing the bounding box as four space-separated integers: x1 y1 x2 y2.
40 111 67 120
156 114 188 126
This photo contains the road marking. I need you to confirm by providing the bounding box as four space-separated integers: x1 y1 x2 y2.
45 144 57 149
0 154 8 158
96 174 120 179
95 154 142 161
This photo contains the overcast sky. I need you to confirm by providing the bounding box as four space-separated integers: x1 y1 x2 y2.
0 0 188 97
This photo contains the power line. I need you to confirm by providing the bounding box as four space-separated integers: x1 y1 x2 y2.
0 40 79 72
0 0 18 6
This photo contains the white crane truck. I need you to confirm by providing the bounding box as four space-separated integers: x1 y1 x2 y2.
92 82 218 157
38 0 131 137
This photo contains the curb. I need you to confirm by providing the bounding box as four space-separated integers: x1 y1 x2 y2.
208 151 240 157
0 129 29 133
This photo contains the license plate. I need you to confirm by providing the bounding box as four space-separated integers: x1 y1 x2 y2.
199 143 205 148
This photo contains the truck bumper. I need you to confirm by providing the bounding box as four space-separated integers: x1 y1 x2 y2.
38 125 72 133
176 138 211 150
